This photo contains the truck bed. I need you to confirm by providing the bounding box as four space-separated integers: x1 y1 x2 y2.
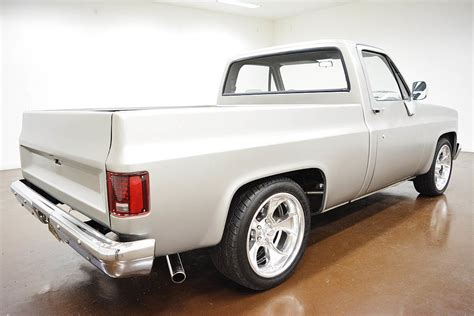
19 106 216 226
20 102 369 253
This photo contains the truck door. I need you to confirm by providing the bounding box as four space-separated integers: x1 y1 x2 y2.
358 48 425 193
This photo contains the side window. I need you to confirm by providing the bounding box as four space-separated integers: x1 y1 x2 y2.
234 65 276 94
390 60 411 100
362 51 402 101
394 72 410 100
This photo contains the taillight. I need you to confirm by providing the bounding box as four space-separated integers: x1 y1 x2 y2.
107 171 149 217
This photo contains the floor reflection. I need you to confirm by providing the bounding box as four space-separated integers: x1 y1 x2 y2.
255 294 304 316
1 154 473 315
425 196 450 246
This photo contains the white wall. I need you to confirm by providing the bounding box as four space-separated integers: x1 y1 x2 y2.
1 2 473 170
0 3 272 169
0 4 4 167
275 2 473 152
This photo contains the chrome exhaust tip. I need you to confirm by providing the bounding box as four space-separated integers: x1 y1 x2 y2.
166 253 186 283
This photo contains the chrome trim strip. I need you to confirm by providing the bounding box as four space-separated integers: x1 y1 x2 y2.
322 176 415 213
322 201 350 213
10 180 155 278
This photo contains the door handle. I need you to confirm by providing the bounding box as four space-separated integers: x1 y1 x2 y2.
372 107 385 114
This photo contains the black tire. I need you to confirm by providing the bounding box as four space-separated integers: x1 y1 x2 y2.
211 178 310 290
414 138 453 196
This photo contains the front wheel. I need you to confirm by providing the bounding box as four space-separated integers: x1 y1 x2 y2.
211 178 310 290
414 138 453 196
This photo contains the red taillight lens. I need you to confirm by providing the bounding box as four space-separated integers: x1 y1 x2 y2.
107 171 149 217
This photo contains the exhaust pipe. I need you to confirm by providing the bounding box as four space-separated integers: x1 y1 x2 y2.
166 253 186 283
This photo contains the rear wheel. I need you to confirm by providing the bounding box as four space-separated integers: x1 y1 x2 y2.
414 138 453 196
211 178 310 290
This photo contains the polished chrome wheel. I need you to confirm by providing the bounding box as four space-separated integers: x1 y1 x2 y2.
246 193 305 278
435 144 452 190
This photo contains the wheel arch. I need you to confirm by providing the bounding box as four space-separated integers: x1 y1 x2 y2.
419 130 457 175
230 168 326 212
439 131 456 150
213 167 327 246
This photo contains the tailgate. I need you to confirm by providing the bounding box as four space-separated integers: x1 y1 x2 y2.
19 111 113 226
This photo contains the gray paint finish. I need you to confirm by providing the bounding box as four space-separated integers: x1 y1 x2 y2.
16 40 458 256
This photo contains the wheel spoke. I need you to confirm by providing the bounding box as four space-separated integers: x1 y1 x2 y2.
266 197 283 222
248 241 261 267
272 213 297 234
272 230 283 246
266 242 288 264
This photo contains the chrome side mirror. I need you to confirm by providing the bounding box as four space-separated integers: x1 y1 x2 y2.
412 81 427 100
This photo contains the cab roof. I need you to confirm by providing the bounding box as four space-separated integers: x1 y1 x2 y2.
231 40 384 61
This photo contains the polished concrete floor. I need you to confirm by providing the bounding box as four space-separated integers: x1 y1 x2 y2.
1 153 473 315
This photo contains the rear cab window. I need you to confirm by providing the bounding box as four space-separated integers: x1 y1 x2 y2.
234 65 278 94
223 48 350 96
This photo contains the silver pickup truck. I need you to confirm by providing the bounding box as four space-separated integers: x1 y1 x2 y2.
11 40 460 290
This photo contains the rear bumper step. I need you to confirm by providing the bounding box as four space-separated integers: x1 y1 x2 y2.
10 180 155 278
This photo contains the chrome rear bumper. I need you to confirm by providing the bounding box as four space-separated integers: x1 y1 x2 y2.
10 180 155 278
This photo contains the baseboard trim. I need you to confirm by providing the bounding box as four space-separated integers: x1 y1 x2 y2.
0 162 21 171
